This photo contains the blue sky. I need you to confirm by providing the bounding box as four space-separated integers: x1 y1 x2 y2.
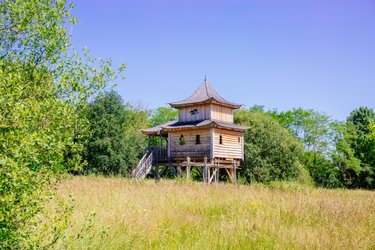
71 0 375 121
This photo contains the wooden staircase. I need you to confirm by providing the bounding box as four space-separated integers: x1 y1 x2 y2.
131 146 169 179
131 149 154 179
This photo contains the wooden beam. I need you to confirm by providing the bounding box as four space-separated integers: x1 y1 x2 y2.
233 160 237 184
216 168 219 183
167 132 171 158
195 166 203 177
225 168 232 181
204 157 208 183
186 157 191 180
210 128 214 159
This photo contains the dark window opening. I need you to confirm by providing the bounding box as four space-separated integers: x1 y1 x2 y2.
179 135 185 145
219 135 223 144
196 135 201 145
190 109 199 115
238 137 241 143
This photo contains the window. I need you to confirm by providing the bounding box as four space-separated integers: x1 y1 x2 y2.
179 135 185 145
238 137 241 143
219 135 223 144
190 109 199 115
196 135 201 144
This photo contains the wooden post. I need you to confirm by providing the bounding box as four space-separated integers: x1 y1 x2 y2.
186 157 191 180
177 166 182 176
215 168 219 183
233 160 237 184
147 136 151 149
204 157 208 183
154 165 160 183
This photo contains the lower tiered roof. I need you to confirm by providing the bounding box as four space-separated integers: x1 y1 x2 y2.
142 119 248 136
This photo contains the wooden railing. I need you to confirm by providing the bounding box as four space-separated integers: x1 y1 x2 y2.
151 146 168 163
131 146 168 179
131 150 154 179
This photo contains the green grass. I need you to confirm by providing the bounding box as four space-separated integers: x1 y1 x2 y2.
57 176 375 249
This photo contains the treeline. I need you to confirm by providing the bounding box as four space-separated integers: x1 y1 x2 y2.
82 91 375 190
1 1 374 248
235 106 375 189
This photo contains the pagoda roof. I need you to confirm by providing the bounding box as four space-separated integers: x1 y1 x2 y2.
169 80 241 109
142 119 248 136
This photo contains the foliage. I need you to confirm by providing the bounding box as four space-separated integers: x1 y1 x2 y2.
345 107 375 188
268 108 334 155
267 107 369 189
347 107 375 163
0 0 123 248
234 109 307 183
84 91 148 176
149 107 178 127
347 107 375 139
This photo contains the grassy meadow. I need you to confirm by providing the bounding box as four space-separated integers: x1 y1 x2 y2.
57 176 375 249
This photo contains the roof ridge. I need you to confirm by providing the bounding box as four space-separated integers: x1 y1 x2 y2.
169 78 241 109
204 80 210 98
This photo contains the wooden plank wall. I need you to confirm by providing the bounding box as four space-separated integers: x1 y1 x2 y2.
170 129 211 158
178 104 234 123
213 128 243 160
178 104 211 122
210 104 233 122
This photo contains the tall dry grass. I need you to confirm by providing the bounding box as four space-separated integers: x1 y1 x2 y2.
57 176 375 249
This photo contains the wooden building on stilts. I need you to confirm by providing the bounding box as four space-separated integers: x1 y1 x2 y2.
131 78 248 183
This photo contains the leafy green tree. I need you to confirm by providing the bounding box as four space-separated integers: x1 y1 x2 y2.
303 151 343 188
84 91 148 176
149 107 178 127
345 107 375 188
270 108 333 155
330 122 361 188
234 109 308 184
347 107 375 138
0 0 123 248
347 107 375 163
364 122 375 167
148 107 177 147
268 108 345 188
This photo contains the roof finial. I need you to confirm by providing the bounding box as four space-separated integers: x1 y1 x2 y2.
204 74 207 83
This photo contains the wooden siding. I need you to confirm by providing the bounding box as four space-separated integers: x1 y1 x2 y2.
212 128 243 160
210 104 233 122
178 104 211 122
178 103 234 123
170 129 211 158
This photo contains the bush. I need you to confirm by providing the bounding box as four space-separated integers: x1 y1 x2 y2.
234 110 307 184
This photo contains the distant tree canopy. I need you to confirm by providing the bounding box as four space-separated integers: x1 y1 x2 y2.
149 107 178 127
84 91 148 176
247 105 375 189
346 107 375 188
234 110 308 183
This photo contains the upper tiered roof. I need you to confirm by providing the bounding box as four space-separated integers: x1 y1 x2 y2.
169 79 241 109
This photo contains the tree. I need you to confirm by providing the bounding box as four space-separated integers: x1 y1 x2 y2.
268 108 345 188
330 122 361 188
346 107 375 188
148 107 178 147
234 109 308 184
347 107 375 138
149 107 178 127
84 91 148 176
347 107 375 163
0 1 123 248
